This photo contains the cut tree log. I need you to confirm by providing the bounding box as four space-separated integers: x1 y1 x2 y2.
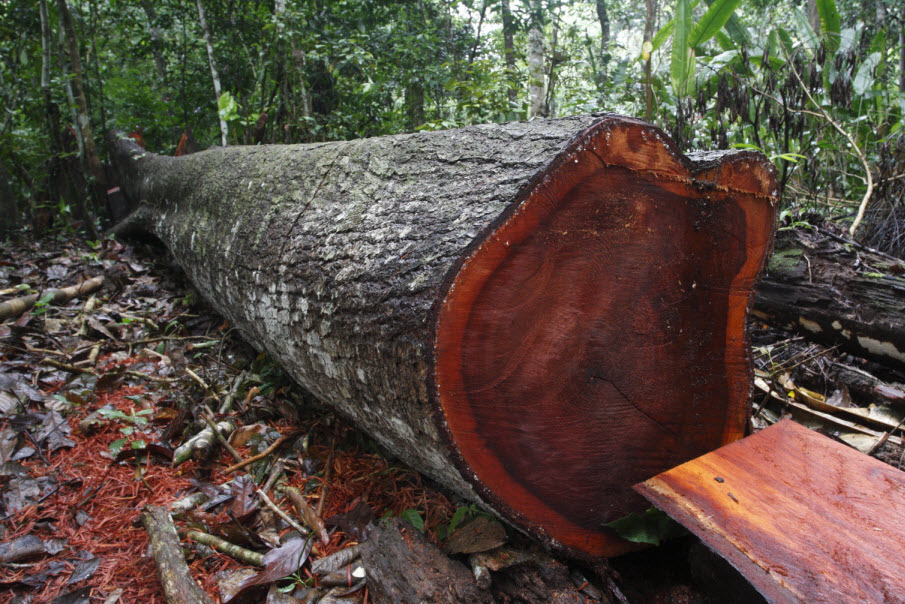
754 222 905 368
109 114 778 558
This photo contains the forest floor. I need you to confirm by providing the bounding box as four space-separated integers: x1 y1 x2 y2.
1 231 904 604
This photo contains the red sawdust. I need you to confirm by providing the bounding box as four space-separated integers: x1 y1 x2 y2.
290 432 455 555
2 391 459 602
0 385 209 603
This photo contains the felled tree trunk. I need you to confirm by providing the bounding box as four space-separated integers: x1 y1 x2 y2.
753 224 905 368
109 114 777 558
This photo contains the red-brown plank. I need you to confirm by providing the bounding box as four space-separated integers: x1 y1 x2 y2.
636 419 905 603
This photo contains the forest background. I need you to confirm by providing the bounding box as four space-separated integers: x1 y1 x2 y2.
0 0 903 253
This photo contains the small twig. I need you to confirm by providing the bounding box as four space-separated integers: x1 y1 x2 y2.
186 529 264 566
41 357 94 375
781 344 841 374
261 460 285 493
200 408 243 463
41 357 177 383
867 413 905 456
219 370 247 414
223 430 303 474
185 367 221 404
256 488 309 535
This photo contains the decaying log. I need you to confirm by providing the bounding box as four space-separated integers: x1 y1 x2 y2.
360 517 492 604
754 224 905 367
0 276 105 321
140 505 215 604
636 419 905 603
110 114 777 557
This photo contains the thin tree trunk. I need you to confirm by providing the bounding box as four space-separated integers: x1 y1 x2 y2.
0 154 16 237
501 0 517 108
39 0 79 213
140 0 177 142
596 0 610 95
527 0 546 118
406 83 425 132
141 0 168 85
274 2 312 141
644 0 658 121
467 0 487 66
39 0 63 155
195 0 228 146
807 0 820 36
56 0 102 237
544 9 560 117
899 27 904 93
87 0 106 137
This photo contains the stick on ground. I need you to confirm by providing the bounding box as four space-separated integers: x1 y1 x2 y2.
140 505 215 604
0 276 105 321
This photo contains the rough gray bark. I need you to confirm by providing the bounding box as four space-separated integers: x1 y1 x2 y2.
753 224 905 368
110 116 608 500
109 114 777 558
360 518 491 604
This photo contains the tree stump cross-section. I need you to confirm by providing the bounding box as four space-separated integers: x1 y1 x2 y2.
110 114 778 558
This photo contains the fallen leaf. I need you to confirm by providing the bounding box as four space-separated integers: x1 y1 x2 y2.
49 587 91 604
224 537 313 604
65 557 100 585
443 515 507 555
230 474 258 520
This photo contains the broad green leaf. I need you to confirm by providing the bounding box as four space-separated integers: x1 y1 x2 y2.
731 142 765 151
651 0 701 52
869 28 886 57
448 506 469 534
713 30 735 51
777 28 795 54
400 509 424 532
839 27 858 53
767 30 781 59
603 508 686 546
705 49 739 75
792 8 818 56
720 12 749 46
670 0 693 96
816 0 841 52
853 52 881 96
689 0 741 49
109 438 128 456
652 20 675 53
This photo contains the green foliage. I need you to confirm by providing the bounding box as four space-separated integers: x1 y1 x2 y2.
97 406 152 437
399 509 424 532
0 0 902 242
815 0 842 52
30 293 56 316
670 0 694 97
689 0 742 49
